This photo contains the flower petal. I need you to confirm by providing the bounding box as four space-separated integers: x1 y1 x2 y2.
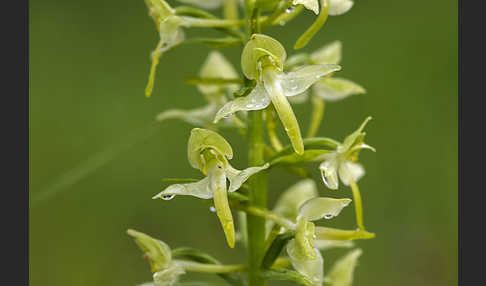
340 116 372 152
298 197 351 221
324 248 362 286
272 179 319 220
294 219 317 259
159 16 185 51
280 64 342 97
127 229 172 272
225 163 270 193
155 103 219 126
338 161 365 186
241 34 287 80
319 157 340 190
293 0 319 14
287 91 309 104
198 51 239 95
314 240 354 250
187 128 233 171
144 0 175 24
287 239 324 286
214 82 271 123
328 0 354 16
312 77 365 101
153 177 213 200
310 40 342 64
153 266 186 286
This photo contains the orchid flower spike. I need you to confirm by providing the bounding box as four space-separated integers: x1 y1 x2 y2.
143 0 242 98
214 34 341 154
319 116 375 190
153 128 269 248
155 51 240 127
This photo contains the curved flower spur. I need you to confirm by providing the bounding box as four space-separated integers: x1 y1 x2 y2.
214 33 341 155
153 128 269 248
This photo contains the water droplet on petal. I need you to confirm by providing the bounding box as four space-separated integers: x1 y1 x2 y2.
324 214 333 219
285 6 295 13
322 175 328 185
209 206 216 213
162 194 175 200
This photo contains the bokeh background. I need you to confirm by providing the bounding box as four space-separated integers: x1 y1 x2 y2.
29 0 458 285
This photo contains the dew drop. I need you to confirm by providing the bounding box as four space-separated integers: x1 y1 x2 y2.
162 194 175 200
324 214 333 219
209 206 216 213
285 6 295 13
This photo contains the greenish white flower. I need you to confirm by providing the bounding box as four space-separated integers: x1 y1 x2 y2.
319 117 375 190
153 128 269 248
324 248 363 286
155 51 240 127
214 34 341 154
127 229 186 286
286 197 351 286
265 179 373 285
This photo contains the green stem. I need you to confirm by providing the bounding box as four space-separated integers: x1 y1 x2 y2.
247 109 268 286
236 204 296 230
260 0 293 30
184 77 244 85
265 108 283 151
349 179 365 230
223 0 239 20
183 17 244 28
294 0 329 49
176 260 247 273
306 95 325 138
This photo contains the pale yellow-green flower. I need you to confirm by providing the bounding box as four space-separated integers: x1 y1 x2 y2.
319 117 375 190
153 128 268 248
214 34 341 154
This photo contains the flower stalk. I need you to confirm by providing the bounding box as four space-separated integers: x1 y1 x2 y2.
130 1 374 286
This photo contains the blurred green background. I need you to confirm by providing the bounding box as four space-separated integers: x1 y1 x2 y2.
29 0 457 285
